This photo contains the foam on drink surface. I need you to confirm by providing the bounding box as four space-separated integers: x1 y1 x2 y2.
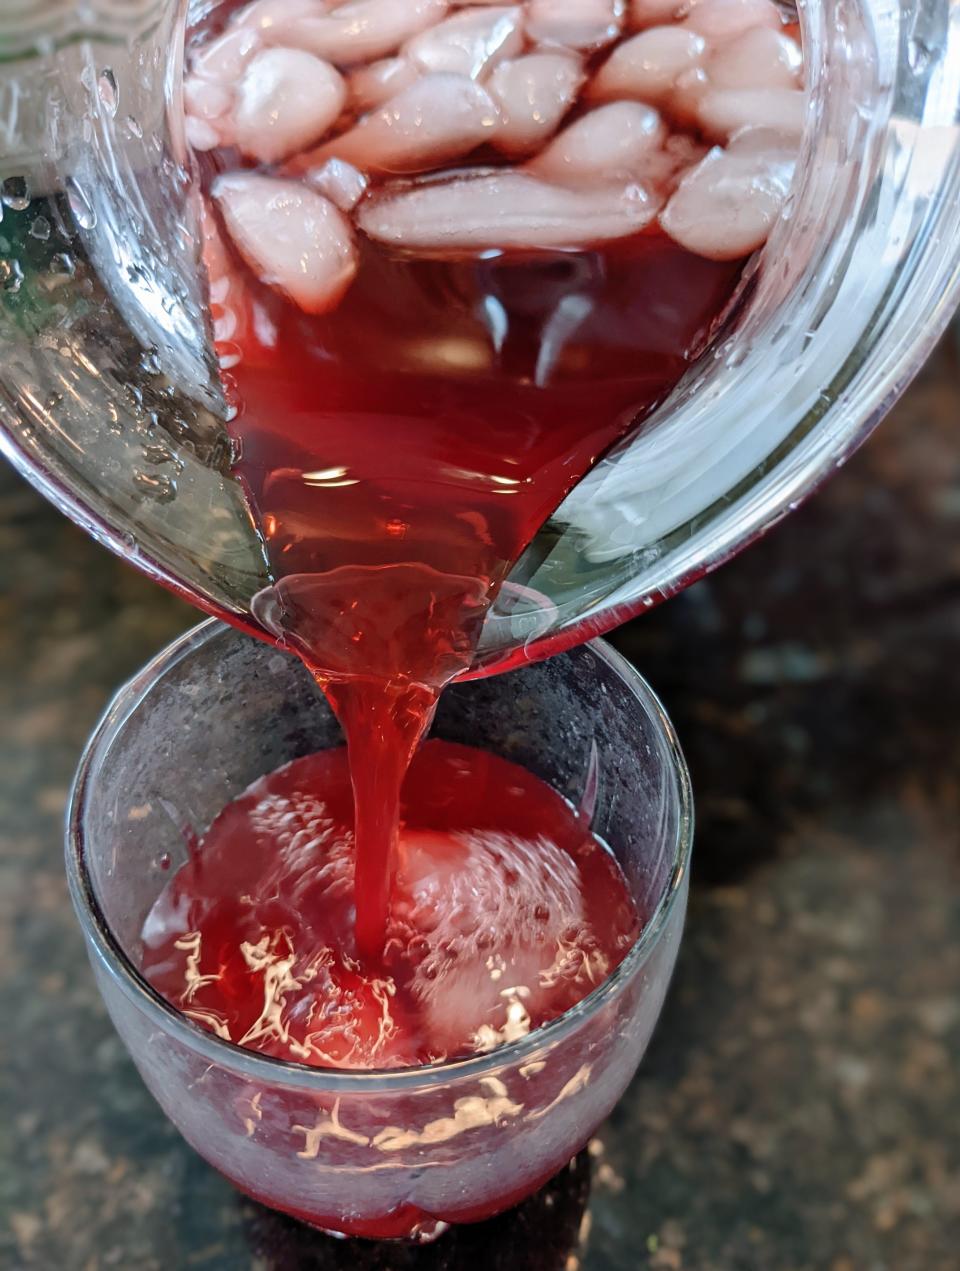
140 740 640 1068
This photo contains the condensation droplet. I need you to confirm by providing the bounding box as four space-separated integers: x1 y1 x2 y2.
65 178 97 230
98 68 119 117
1 176 30 212
45 391 64 411
125 115 144 139
141 441 175 466
139 347 163 376
158 853 172 871
49 252 76 277
725 344 747 369
0 258 24 294
134 471 177 504
29 215 51 241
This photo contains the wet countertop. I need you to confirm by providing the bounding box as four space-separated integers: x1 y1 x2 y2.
1 332 958 1271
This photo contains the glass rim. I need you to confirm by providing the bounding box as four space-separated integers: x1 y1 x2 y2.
66 618 693 1094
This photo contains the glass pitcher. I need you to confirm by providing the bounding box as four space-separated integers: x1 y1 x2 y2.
0 0 958 677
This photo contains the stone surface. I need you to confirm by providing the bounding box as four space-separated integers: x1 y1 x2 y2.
1 332 958 1269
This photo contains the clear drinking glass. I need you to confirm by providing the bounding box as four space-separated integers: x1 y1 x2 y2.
66 620 691 1242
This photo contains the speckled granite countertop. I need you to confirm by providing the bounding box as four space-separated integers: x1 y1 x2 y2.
2 334 959 1271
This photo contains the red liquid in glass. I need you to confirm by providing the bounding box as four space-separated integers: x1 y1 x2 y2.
205 196 741 960
141 740 640 1068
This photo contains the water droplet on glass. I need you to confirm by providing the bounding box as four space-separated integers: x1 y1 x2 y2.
141 441 175 466
139 347 163 376
45 391 64 411
65 178 97 230
98 68 119 117
134 471 177 504
0 259 24 294
725 344 747 370
157 853 172 872
907 36 936 73
124 115 143 140
29 215 51 241
49 252 76 278
1 176 30 212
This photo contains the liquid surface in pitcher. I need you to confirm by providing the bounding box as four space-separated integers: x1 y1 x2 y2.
179 0 803 971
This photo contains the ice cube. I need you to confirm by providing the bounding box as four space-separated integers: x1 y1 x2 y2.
191 25 262 84
660 128 796 258
294 72 499 175
405 5 524 79
696 86 806 140
304 157 369 211
531 101 666 183
185 116 221 151
588 26 707 106
348 56 421 111
281 960 417 1068
234 0 328 36
259 0 450 67
396 829 589 1058
183 76 233 123
706 25 803 90
214 173 358 313
357 169 659 253
488 53 584 156
627 0 684 28
526 0 625 51
233 47 346 163
682 0 782 41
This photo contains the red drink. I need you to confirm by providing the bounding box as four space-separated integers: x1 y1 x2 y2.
141 739 639 1068
182 2 801 973
206 213 740 958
